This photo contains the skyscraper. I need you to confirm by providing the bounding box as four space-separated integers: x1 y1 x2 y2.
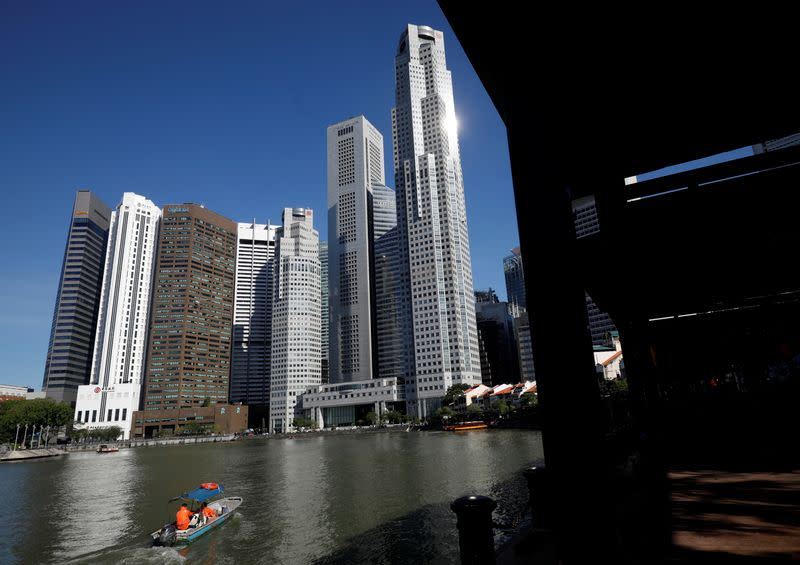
73 193 160 438
327 116 385 383
319 240 329 384
475 297 520 386
134 203 243 437
571 195 618 345
392 24 481 417
230 221 278 416
269 208 321 433
503 248 526 318
504 247 535 379
43 190 111 405
372 184 401 381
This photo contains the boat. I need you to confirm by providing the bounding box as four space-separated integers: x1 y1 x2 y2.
96 444 119 453
151 483 242 546
443 421 489 431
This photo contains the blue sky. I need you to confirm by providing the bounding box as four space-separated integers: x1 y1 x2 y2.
0 1 518 388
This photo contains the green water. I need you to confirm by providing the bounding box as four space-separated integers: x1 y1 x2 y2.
0 430 543 564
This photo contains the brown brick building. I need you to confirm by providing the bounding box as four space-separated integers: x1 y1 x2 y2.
134 203 246 437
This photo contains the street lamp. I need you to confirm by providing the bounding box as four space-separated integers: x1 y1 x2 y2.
13 423 20 450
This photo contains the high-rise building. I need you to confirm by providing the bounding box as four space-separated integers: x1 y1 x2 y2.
133 204 244 437
392 24 481 417
319 240 329 384
503 248 526 318
372 184 402 381
43 190 111 405
571 196 619 346
327 116 386 383
230 221 278 416
514 312 536 381
73 193 160 439
504 248 535 378
475 288 500 304
269 208 321 433
475 298 520 386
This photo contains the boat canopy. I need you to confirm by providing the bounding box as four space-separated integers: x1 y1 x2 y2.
179 484 224 503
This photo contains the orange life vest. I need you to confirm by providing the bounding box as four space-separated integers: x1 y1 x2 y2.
176 507 193 530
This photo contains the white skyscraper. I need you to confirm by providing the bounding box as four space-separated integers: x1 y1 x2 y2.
269 208 321 433
327 116 385 383
74 192 161 439
392 24 481 417
231 221 278 410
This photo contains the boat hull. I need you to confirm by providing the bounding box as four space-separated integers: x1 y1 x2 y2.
444 422 488 431
151 496 242 546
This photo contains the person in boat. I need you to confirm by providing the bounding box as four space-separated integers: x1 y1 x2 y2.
176 502 194 531
200 501 218 524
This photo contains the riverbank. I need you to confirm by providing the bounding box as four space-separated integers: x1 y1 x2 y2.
0 447 67 462
65 433 237 451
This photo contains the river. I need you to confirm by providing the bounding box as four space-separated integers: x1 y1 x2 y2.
0 429 543 564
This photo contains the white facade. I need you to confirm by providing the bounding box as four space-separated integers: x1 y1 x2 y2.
74 192 160 439
269 208 321 433
392 24 482 418
301 377 404 428
231 222 278 406
327 116 385 383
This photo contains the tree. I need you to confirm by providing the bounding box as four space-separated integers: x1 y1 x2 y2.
436 406 455 419
443 383 471 406
383 410 403 424
365 411 378 426
497 400 510 417
519 393 538 408
0 398 76 443
201 397 211 407
467 403 483 414
292 417 318 430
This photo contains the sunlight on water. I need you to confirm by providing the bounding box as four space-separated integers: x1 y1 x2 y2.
0 430 543 564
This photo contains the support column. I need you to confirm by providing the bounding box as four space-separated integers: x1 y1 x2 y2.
505 110 618 561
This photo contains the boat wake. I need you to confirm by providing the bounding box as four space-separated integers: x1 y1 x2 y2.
60 536 187 564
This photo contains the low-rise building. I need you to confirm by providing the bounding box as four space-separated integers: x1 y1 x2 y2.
593 331 624 381
300 378 404 428
131 404 248 437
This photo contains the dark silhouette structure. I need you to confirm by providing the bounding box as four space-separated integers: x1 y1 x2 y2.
437 6 800 562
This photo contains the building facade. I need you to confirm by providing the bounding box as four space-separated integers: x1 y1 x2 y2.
73 193 161 439
319 240 329 384
43 190 111 405
135 204 242 437
301 377 405 428
503 248 526 318
475 299 520 386
372 185 402 381
571 195 618 345
327 116 386 383
392 24 482 417
230 222 278 419
514 312 536 381
269 208 321 433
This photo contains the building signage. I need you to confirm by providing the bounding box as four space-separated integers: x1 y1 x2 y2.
168 207 189 213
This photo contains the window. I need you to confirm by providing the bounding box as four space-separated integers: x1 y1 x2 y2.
122 408 127 420
115 408 120 421
107 409 112 421
91 410 97 422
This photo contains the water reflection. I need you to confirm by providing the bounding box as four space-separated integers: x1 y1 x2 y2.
0 430 543 565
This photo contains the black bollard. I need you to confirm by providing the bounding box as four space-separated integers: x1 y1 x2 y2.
523 465 550 528
450 495 497 565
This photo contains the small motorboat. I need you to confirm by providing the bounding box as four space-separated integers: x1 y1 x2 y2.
96 444 119 453
151 483 242 546
443 421 488 431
